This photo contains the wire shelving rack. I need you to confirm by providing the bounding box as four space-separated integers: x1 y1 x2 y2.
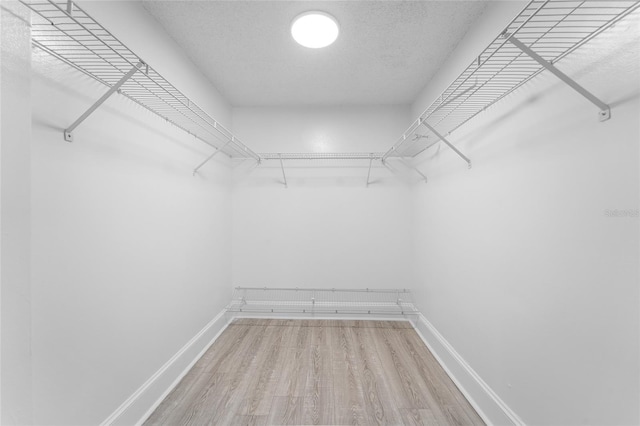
383 0 640 164
20 0 640 178
227 287 419 319
22 0 260 161
259 153 384 161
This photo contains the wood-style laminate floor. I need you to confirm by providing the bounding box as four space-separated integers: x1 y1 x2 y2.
144 319 484 426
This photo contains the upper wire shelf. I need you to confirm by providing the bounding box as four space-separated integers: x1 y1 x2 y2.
22 1 640 173
22 0 260 161
384 0 640 160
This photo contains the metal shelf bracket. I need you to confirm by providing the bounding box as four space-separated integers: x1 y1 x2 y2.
505 34 611 122
365 154 374 187
64 61 145 142
379 2 638 165
193 139 233 175
279 154 288 188
419 118 472 169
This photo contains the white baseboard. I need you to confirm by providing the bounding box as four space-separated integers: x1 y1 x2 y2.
99 310 523 426
412 313 525 426
232 312 417 322
100 310 231 426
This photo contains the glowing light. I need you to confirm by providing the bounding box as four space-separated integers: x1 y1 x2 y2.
291 12 339 49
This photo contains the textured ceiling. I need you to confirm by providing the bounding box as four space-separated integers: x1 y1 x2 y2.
141 1 489 107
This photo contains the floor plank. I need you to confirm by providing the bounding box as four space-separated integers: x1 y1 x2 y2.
144 319 485 426
332 323 369 426
351 324 403 425
268 396 303 425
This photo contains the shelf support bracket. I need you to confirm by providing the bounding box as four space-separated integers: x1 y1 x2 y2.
365 155 374 187
431 83 476 115
505 34 610 121
193 139 233 175
279 154 288 188
420 119 472 169
399 157 428 184
64 61 145 142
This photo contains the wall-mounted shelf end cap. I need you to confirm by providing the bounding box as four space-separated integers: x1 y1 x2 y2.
62 60 145 143
599 107 611 122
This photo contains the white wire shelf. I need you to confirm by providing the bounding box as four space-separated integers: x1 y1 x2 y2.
22 0 639 174
227 287 419 317
260 153 385 161
22 0 260 161
384 0 640 161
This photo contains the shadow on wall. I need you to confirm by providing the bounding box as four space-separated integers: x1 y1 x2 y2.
411 12 640 178
233 175 396 189
1 4 30 25
412 74 639 182
232 160 409 188
609 90 640 109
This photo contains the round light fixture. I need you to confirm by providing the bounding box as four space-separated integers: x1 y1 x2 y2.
291 11 339 48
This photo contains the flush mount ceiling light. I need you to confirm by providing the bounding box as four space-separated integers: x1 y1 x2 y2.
291 11 339 48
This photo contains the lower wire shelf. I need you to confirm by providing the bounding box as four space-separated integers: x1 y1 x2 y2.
226 286 419 319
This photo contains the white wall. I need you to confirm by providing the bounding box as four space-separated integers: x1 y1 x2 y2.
231 106 415 290
11 0 639 424
410 8 639 426
29 2 233 425
1 2 32 424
